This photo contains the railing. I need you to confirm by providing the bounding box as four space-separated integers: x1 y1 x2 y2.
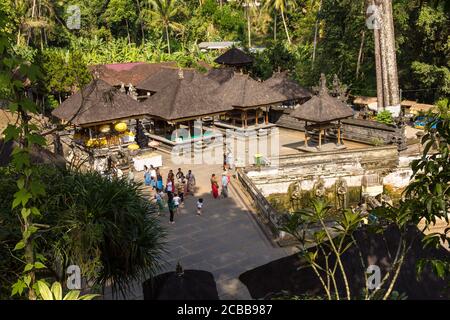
236 168 284 239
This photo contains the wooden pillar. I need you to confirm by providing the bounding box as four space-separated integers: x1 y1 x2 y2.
305 121 308 147
244 111 248 128
318 128 322 148
255 109 258 125
265 107 269 124
188 120 192 138
323 127 327 144
241 112 245 128
337 121 341 144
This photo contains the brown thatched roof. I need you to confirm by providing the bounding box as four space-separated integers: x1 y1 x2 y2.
136 67 193 92
264 71 312 101
290 74 354 123
52 79 149 126
206 67 235 84
89 62 177 86
140 69 231 121
211 72 288 108
214 48 253 66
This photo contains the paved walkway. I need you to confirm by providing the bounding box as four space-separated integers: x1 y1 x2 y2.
125 152 292 300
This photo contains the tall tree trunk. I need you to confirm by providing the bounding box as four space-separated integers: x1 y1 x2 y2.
165 25 171 54
135 0 146 44
281 10 291 44
356 30 365 79
374 26 384 111
312 0 323 69
381 0 400 107
274 13 277 41
374 0 400 112
28 0 37 45
126 19 131 45
247 7 252 47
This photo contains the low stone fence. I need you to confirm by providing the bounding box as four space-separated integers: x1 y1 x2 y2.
236 168 293 245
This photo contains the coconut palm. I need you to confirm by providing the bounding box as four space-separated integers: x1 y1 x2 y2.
264 0 296 44
147 0 184 54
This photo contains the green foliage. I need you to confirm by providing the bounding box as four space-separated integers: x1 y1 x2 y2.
41 49 92 98
0 166 166 299
36 281 99 300
376 110 394 125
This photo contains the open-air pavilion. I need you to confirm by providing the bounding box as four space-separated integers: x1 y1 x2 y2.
213 47 253 69
211 72 288 130
51 78 151 150
290 74 354 152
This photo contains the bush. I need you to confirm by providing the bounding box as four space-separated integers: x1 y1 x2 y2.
0 166 166 299
376 110 394 125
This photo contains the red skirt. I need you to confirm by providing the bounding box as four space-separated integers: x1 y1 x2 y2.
212 183 219 198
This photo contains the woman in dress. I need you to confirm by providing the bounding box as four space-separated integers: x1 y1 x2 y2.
210 174 219 199
143 165 151 186
156 172 163 191
186 170 196 195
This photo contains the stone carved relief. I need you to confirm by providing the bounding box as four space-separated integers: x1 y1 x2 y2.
313 177 326 198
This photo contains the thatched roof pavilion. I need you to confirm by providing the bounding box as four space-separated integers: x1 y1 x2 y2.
291 74 354 149
52 79 149 127
209 72 288 128
264 71 312 103
214 48 253 67
140 69 231 122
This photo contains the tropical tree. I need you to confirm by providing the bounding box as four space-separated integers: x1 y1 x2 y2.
147 0 184 54
263 0 296 44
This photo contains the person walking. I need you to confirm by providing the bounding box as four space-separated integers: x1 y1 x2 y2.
156 171 163 191
149 165 157 189
144 165 151 186
154 191 164 215
166 174 175 201
176 177 185 206
196 198 204 215
176 168 184 180
210 174 219 199
221 171 229 198
168 197 175 224
186 170 196 195
173 193 181 214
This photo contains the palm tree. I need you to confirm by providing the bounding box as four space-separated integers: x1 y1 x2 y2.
147 0 184 54
264 0 296 45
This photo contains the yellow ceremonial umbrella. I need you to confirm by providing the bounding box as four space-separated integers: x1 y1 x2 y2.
114 122 128 132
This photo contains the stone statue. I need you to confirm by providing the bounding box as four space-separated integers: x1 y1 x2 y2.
313 177 326 198
336 178 348 209
128 83 138 100
288 181 302 211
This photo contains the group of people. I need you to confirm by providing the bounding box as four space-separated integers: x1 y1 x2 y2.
210 170 231 199
143 164 233 225
144 165 198 224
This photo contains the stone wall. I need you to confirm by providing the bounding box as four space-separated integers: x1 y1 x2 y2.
246 146 400 199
